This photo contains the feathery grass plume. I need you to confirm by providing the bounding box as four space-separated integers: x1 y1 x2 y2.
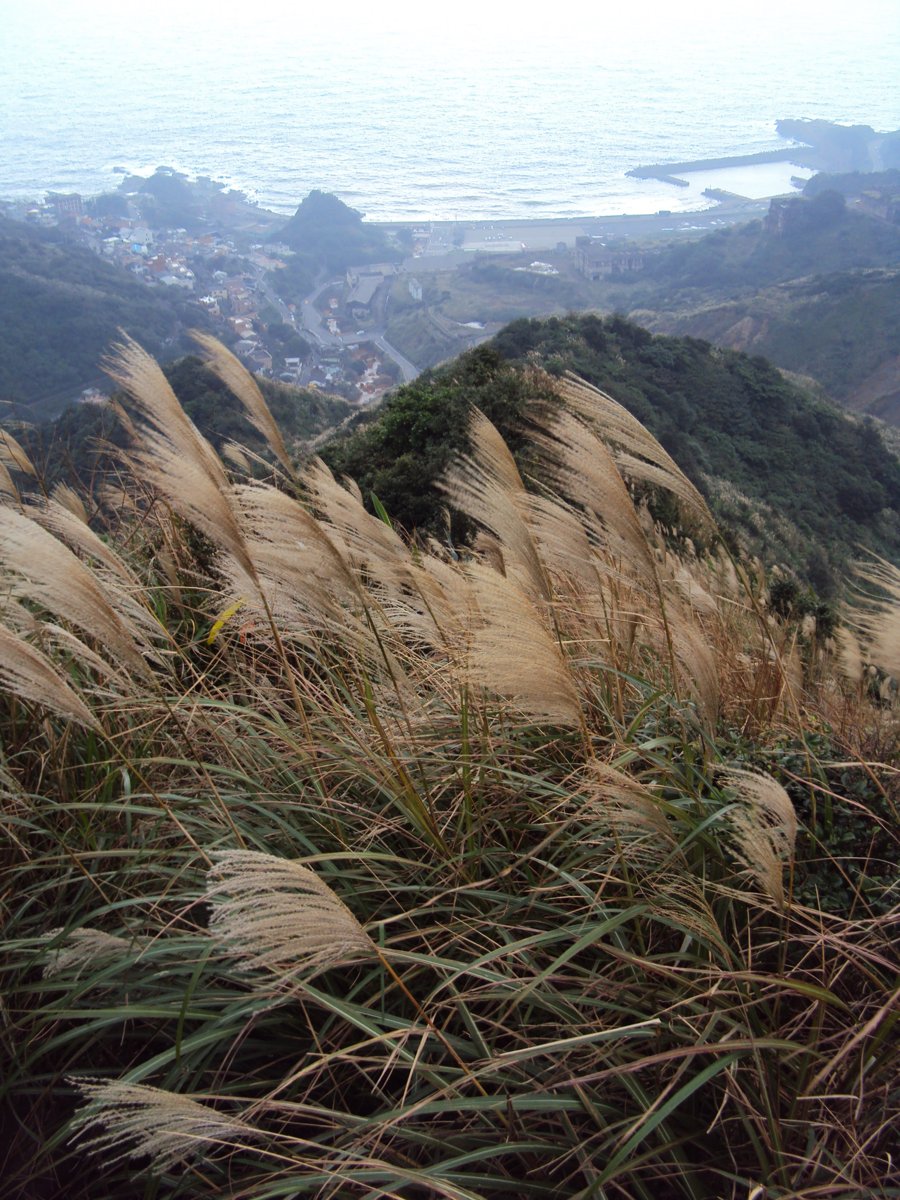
0 621 97 728
381 550 475 656
0 428 36 478
105 334 256 580
50 482 89 523
41 623 138 694
668 558 719 619
558 374 716 535
29 494 140 586
522 491 605 598
717 767 797 908
221 440 252 473
439 407 550 602
303 457 410 584
0 458 18 502
0 595 38 636
192 330 294 476
461 561 582 728
206 850 376 985
671 619 720 727
0 507 152 679
24 496 169 656
70 1078 263 1171
340 473 364 506
530 407 656 583
847 551 900 678
834 625 864 684
226 482 373 649
42 928 138 979
578 761 673 843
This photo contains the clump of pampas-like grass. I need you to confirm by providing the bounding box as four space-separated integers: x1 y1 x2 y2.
205 850 376 986
717 767 798 908
69 1079 263 1171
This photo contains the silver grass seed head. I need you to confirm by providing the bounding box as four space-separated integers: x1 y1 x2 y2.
205 850 376 986
69 1078 262 1172
42 928 139 979
717 767 797 908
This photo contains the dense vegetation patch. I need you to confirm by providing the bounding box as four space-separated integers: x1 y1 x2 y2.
1 340 897 1200
16 355 352 491
324 316 900 591
270 190 402 301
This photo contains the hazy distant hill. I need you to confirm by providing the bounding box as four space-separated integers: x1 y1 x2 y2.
271 191 402 301
0 215 202 421
323 314 900 592
636 267 900 422
608 195 900 421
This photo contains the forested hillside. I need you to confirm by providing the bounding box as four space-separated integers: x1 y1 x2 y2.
0 216 203 419
636 267 900 420
323 314 900 592
270 190 402 301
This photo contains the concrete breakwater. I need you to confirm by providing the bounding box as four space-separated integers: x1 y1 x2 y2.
627 148 808 183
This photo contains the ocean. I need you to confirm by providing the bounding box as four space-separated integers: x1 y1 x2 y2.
1 0 898 222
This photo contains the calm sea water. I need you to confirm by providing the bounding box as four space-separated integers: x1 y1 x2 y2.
1 2 898 221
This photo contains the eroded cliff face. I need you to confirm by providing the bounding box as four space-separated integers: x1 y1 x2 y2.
845 355 900 425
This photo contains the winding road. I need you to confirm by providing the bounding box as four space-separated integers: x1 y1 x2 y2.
269 276 419 384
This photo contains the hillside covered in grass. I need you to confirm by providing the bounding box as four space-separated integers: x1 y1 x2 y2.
323 315 900 594
1 336 897 1200
636 266 900 421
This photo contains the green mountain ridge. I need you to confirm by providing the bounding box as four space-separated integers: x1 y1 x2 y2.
323 314 900 594
608 197 900 420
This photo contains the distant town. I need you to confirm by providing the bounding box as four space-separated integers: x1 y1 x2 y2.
3 115 897 413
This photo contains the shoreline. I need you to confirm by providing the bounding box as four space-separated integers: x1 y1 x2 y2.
378 194 773 256
0 152 797 247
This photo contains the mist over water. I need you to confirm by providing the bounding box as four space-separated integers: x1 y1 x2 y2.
2 1 898 220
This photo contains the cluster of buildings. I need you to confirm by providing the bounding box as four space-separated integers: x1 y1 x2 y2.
3 191 398 403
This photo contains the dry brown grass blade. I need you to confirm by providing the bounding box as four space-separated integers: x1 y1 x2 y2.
70 1079 264 1171
0 458 18 502
559 373 717 534
671 618 720 727
303 456 410 585
226 481 371 640
192 330 293 475
834 626 864 684
105 334 256 579
206 850 376 985
0 621 98 728
439 407 550 602
29 495 140 585
717 767 797 908
0 507 152 678
847 552 900 678
0 428 36 477
221 441 253 473
530 406 656 583
50 483 90 523
461 561 583 728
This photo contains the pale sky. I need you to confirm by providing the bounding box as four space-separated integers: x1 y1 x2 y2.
3 0 899 43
